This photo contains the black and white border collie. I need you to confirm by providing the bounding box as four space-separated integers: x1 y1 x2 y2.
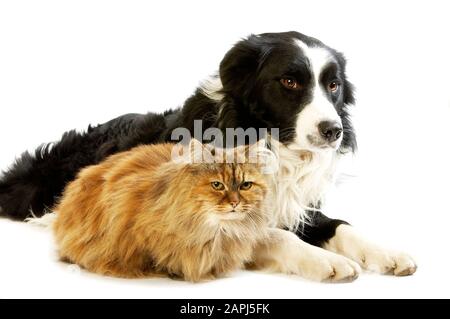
0 31 416 281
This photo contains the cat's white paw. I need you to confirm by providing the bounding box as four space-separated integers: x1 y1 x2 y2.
299 245 361 282
325 225 417 276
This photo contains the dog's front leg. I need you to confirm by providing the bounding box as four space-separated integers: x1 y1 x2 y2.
324 224 417 276
300 211 417 276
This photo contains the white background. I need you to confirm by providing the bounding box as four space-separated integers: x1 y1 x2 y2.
0 0 449 299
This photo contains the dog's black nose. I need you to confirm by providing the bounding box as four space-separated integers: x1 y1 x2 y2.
318 121 343 143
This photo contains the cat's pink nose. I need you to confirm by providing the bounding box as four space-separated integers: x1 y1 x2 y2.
228 192 240 210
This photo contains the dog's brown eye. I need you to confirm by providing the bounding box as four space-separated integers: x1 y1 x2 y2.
328 81 339 93
211 181 225 190
240 181 253 190
280 78 301 90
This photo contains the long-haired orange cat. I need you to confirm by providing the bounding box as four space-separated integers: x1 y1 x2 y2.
52 139 271 282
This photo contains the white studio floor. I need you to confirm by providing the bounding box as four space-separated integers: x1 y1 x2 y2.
1 0 449 299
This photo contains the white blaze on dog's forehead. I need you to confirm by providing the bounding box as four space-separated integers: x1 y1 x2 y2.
294 39 333 85
290 39 342 152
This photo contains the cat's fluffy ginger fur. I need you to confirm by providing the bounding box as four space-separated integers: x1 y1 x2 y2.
52 142 270 282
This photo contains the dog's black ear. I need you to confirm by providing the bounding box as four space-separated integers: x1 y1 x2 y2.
219 35 272 101
334 51 355 105
334 51 357 153
343 78 355 105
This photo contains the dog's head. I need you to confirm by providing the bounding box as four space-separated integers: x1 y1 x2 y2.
218 31 356 153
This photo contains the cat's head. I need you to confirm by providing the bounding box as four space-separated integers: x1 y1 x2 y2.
179 139 273 227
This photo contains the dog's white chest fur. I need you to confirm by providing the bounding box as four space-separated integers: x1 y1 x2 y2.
268 143 339 230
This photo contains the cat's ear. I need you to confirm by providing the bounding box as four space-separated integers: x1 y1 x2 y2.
178 139 215 164
172 139 214 164
247 139 278 174
246 138 267 160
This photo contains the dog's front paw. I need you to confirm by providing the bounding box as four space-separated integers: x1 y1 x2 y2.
325 225 417 276
299 246 361 282
359 248 417 276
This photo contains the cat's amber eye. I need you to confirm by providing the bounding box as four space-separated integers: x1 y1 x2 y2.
240 181 253 190
211 181 225 190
